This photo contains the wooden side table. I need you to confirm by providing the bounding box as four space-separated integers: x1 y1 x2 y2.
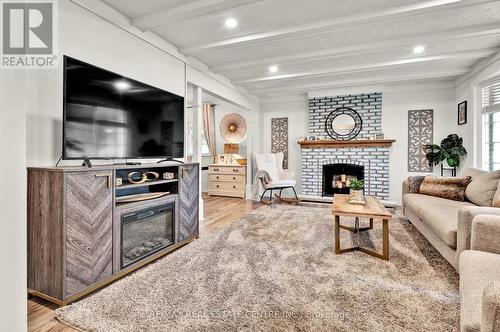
332 194 392 261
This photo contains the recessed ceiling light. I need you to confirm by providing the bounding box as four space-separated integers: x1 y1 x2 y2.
225 18 238 29
269 65 278 73
413 45 425 54
114 80 131 91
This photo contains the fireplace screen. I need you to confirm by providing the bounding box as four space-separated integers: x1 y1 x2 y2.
121 203 174 269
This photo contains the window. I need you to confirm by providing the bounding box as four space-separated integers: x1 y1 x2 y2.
200 128 211 156
482 80 500 171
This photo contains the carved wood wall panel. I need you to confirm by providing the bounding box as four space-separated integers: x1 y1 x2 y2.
66 171 113 296
408 110 433 172
271 117 289 169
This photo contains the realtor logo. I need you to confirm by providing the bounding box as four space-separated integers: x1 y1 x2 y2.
1 0 57 68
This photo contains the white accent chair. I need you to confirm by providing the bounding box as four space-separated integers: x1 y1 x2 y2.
254 152 299 204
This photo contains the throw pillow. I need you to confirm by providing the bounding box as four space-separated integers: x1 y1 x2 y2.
419 176 472 201
408 176 426 193
461 167 500 207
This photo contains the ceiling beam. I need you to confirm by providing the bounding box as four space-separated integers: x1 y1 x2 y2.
132 0 265 32
180 0 496 54
233 49 496 84
210 24 500 73
249 70 469 95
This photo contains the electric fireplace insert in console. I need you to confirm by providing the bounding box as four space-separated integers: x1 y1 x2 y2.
119 202 175 269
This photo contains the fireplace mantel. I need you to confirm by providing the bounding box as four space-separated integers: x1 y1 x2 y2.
298 139 395 149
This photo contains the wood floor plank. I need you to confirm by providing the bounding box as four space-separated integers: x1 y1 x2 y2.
28 194 261 331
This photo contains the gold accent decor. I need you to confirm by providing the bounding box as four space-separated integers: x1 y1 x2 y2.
127 171 147 184
143 171 160 181
224 143 239 154
235 158 247 165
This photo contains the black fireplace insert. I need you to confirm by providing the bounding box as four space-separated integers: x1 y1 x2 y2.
120 202 175 269
322 163 364 197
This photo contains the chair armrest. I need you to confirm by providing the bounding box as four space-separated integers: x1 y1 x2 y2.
471 215 500 255
402 179 410 196
456 206 500 261
482 281 500 332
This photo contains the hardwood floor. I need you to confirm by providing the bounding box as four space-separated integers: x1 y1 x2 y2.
27 194 261 331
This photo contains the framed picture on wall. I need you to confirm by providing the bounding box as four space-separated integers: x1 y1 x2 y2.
458 101 467 125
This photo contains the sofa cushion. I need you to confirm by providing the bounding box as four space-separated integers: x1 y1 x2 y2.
403 194 475 248
459 250 500 332
408 176 425 193
419 176 471 201
461 167 500 207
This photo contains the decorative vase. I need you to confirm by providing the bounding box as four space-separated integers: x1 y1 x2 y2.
348 189 365 205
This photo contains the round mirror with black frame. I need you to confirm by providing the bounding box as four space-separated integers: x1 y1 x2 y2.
325 107 363 140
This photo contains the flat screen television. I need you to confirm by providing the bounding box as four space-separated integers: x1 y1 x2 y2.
63 56 184 160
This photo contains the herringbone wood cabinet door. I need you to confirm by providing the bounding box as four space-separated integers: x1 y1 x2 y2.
66 171 113 296
178 165 199 242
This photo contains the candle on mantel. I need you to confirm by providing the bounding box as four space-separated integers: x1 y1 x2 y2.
341 174 346 183
346 179 351 187
337 181 343 189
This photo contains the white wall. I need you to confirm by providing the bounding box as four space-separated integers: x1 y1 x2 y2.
454 52 500 169
260 98 310 193
383 83 457 201
0 72 27 330
259 82 457 202
27 0 259 167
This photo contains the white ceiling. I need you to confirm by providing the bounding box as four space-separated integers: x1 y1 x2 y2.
101 0 500 99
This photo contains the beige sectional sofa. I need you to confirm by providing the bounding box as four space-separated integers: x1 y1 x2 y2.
402 167 500 331
460 214 500 332
402 167 500 269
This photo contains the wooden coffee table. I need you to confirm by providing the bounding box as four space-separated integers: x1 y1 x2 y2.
332 194 392 261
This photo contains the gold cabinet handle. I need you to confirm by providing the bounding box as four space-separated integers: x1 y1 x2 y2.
95 173 112 188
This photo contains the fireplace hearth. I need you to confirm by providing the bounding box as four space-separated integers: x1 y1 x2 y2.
322 163 364 197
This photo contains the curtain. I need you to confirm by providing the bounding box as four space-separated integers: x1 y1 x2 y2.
202 103 217 162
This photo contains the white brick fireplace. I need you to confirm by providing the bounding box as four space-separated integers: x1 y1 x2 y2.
300 92 392 200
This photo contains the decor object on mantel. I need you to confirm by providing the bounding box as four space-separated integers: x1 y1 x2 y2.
408 109 433 173
424 134 467 176
325 107 363 141
348 179 365 205
271 117 289 169
220 113 247 143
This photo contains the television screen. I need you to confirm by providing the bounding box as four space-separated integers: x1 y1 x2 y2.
63 56 184 160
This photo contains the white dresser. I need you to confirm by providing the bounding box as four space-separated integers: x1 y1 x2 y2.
208 164 247 198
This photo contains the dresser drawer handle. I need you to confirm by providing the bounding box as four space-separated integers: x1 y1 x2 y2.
233 185 236 189
233 169 238 172
216 185 219 188
216 176 219 179
233 176 236 180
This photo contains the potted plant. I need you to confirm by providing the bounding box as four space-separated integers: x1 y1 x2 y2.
424 134 467 168
348 179 365 205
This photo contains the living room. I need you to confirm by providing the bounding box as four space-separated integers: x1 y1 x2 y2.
1 0 500 331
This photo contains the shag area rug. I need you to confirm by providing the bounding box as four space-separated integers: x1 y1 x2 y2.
57 204 459 331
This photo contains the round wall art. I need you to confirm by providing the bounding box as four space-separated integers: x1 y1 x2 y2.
325 107 363 140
